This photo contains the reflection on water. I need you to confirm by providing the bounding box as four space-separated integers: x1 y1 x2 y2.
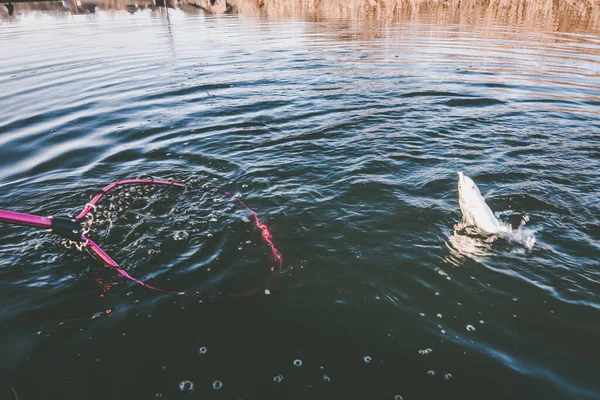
3 0 600 34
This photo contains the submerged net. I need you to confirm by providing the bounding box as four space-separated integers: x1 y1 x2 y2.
58 179 282 298
59 184 161 252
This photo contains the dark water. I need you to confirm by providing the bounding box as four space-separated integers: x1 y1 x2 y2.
1 6 600 400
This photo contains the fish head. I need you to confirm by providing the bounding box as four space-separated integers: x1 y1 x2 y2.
457 171 483 216
458 171 481 200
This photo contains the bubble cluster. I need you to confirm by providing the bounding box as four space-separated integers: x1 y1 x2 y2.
418 348 433 355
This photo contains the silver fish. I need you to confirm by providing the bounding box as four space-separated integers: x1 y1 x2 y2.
457 172 507 235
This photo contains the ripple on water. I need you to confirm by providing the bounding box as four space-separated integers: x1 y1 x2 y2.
0 6 599 400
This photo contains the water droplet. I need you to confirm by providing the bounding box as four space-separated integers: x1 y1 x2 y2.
363 356 372 363
427 370 435 376
199 347 207 354
466 325 476 332
179 380 194 392
212 380 222 390
322 375 331 382
273 375 284 383
293 359 302 367
444 373 453 380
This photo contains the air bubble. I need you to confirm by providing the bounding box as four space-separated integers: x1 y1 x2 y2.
265 289 271 295
444 373 453 380
394 396 403 400
293 359 302 367
363 356 372 363
418 348 432 355
212 380 222 390
179 380 194 393
273 375 284 383
427 370 435 376
466 325 476 332
322 375 331 382
437 313 442 318
479 320 485 324
199 347 207 354
173 230 189 241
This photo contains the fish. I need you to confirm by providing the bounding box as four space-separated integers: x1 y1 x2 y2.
457 172 507 235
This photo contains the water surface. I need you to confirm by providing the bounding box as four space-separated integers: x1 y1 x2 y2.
1 3 599 400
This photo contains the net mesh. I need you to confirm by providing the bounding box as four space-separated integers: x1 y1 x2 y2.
59 184 160 252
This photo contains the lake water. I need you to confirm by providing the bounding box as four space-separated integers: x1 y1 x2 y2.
1 2 599 399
